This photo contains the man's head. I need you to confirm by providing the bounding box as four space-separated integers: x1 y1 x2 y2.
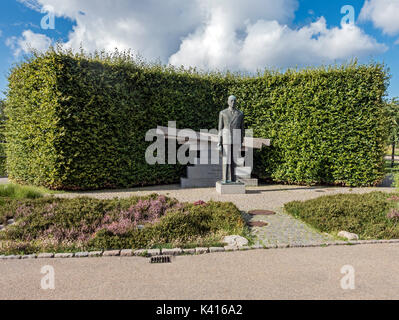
228 95 237 109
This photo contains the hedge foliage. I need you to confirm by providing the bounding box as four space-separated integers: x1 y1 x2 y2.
5 48 389 189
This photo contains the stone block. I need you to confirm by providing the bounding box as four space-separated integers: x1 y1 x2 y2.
103 250 121 257
216 181 246 194
195 247 209 254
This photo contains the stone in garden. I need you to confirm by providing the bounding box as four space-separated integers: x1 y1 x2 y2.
7 219 15 225
103 250 121 256
88 251 103 257
55 253 74 258
133 249 147 256
38 253 54 259
74 252 89 258
147 249 161 256
162 248 182 256
21 254 37 259
182 248 196 254
195 247 209 254
209 247 225 253
338 231 359 241
0 225 4 230
223 235 248 247
224 246 239 251
120 249 133 257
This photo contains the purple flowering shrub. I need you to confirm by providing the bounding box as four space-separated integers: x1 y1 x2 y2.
0 195 246 254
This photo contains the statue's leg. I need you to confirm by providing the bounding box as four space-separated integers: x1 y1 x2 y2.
223 143 232 183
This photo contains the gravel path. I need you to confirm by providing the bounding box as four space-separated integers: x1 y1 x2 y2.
56 184 394 246
1 244 399 299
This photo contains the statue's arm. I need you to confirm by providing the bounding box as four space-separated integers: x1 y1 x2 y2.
218 112 223 147
241 113 245 145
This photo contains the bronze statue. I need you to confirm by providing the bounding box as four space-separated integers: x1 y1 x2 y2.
217 95 244 183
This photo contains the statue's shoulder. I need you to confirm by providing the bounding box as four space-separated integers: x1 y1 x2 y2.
220 108 229 114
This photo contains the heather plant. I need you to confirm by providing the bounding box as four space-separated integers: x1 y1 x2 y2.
0 195 247 255
284 192 399 239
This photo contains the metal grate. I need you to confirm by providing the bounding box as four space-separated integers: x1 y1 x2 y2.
150 255 171 264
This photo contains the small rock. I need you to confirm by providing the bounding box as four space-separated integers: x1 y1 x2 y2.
88 251 103 257
133 249 147 256
103 250 121 257
7 219 15 225
338 231 359 241
195 247 209 254
147 249 161 256
55 253 74 258
0 225 4 231
120 249 133 257
223 235 248 247
22 254 37 259
162 248 182 256
74 252 89 258
209 247 224 253
251 244 263 250
277 244 289 249
38 253 54 259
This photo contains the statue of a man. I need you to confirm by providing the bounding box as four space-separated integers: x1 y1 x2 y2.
217 95 245 183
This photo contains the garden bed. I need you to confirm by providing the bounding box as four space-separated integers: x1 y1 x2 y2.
284 192 399 240
0 194 249 255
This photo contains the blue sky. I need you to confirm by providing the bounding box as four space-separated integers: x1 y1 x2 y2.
0 0 398 99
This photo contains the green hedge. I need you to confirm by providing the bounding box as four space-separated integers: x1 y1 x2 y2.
5 49 389 189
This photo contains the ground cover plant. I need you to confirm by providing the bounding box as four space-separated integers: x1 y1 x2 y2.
0 183 44 199
0 194 248 255
284 192 399 240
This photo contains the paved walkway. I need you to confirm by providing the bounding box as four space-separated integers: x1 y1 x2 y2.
56 184 394 246
1 244 398 299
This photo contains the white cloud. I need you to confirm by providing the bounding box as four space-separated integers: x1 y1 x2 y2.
6 30 52 57
19 0 388 72
360 0 399 35
170 17 387 72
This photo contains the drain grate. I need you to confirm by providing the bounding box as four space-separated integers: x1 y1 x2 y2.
248 221 268 227
248 210 276 216
150 255 171 264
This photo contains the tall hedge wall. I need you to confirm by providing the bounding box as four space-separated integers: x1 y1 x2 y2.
5 49 389 189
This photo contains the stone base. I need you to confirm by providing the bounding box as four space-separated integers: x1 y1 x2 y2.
216 181 246 194
237 178 258 186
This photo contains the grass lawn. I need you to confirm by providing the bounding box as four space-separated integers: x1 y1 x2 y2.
0 194 249 255
284 192 399 240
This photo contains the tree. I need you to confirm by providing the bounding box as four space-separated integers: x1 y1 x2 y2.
386 98 399 168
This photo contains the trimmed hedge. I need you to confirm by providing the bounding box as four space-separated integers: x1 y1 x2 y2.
5 49 389 189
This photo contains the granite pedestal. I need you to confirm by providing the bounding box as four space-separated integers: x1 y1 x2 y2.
216 181 246 194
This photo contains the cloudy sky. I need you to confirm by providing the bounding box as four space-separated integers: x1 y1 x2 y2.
0 0 398 98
